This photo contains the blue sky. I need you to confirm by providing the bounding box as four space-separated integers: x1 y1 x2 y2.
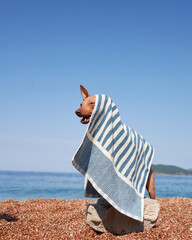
0 0 192 172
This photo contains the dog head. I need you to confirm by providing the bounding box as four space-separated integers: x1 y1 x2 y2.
75 85 96 124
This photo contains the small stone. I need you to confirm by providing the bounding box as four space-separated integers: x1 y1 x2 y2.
86 197 160 235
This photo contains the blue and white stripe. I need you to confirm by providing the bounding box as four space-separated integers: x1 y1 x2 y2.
87 95 154 195
73 94 155 221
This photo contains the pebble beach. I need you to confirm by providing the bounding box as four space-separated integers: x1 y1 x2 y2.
0 197 191 239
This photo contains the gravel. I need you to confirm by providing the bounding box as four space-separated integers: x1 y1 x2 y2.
0 197 191 239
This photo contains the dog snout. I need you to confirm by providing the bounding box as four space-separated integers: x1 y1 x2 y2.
75 108 81 117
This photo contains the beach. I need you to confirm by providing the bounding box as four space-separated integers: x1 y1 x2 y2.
0 197 191 239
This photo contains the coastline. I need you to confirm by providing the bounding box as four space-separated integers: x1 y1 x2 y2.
154 173 192 176
0 197 191 239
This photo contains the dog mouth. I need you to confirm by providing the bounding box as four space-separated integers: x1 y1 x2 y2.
75 109 91 124
81 116 91 124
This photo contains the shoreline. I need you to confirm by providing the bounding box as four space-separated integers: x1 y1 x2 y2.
154 173 192 176
0 197 191 239
1 170 191 176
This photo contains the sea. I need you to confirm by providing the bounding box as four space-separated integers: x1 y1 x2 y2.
0 171 192 201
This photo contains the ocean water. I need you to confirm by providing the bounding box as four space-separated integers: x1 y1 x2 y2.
0 171 191 201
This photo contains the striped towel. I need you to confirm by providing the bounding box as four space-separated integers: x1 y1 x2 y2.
72 95 155 221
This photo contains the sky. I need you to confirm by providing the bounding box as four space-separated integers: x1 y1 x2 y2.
0 0 192 172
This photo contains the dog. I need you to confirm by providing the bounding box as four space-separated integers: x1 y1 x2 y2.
75 85 155 199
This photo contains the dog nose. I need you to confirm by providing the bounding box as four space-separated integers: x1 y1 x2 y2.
75 109 81 116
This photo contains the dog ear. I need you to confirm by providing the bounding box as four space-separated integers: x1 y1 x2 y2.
80 85 90 100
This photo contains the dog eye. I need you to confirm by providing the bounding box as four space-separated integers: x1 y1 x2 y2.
91 102 94 104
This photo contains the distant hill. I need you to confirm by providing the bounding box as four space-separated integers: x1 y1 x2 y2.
151 164 192 176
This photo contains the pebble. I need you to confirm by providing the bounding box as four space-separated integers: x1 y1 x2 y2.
0 198 191 239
